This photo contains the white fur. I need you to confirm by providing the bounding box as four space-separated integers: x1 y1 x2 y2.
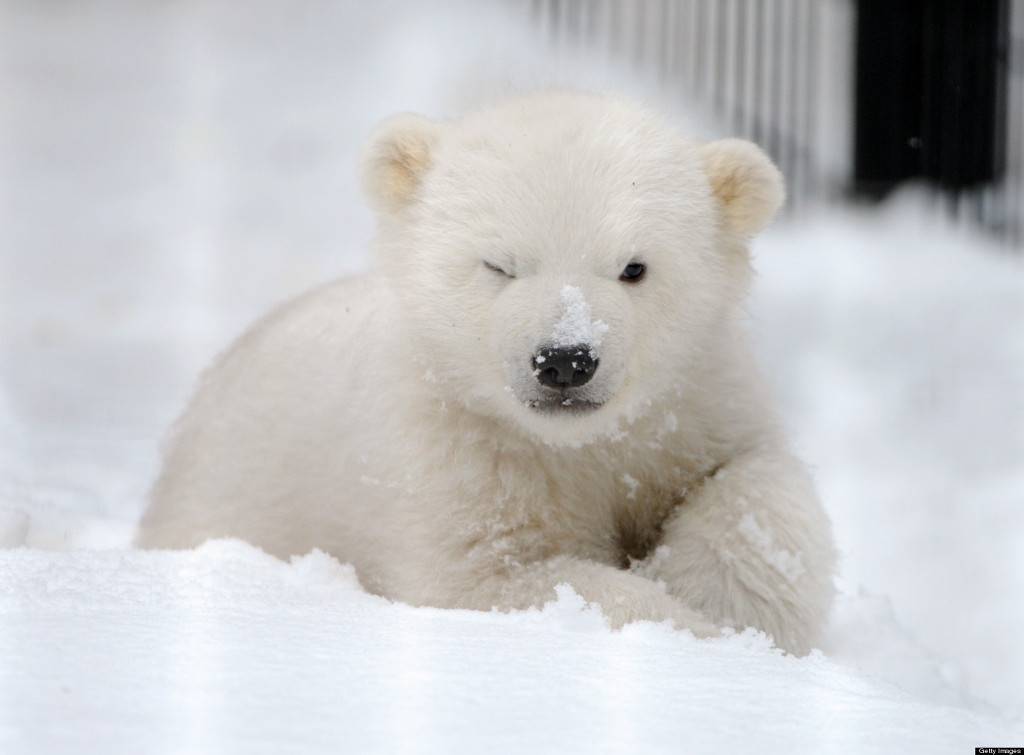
137 92 835 654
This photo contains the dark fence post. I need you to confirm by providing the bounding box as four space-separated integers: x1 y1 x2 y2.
854 0 1009 197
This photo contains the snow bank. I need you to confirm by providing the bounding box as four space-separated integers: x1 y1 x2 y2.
1 540 1020 755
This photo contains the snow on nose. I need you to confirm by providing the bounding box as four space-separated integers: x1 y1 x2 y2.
550 285 609 353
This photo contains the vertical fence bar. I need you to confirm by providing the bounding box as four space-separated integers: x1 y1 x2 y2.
682 0 695 91
770 0 784 161
1011 1 1024 244
734 0 749 136
752 0 766 147
713 0 727 113
692 0 705 98
804 0 820 200
660 0 675 84
788 0 805 210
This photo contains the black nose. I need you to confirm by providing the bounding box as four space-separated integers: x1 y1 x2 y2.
532 345 598 389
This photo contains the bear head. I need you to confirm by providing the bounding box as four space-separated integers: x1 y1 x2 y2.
363 92 783 446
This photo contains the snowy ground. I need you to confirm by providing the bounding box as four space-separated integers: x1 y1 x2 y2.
3 542 1021 755
1 2 1023 752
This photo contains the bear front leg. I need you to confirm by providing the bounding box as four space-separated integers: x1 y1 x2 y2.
634 447 836 654
458 555 719 636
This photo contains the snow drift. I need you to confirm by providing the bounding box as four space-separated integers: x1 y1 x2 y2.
2 541 1021 754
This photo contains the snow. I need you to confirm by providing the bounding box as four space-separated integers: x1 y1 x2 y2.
1 1 1023 752
622 473 640 500
752 196 1024 715
552 285 609 351
2 541 1021 755
736 512 807 584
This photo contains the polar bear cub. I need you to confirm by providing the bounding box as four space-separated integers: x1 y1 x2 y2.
137 91 836 654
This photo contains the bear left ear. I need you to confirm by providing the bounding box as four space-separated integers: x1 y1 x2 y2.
362 113 442 215
699 139 785 237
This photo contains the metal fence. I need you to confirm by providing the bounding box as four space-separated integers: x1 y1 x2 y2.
527 0 1024 247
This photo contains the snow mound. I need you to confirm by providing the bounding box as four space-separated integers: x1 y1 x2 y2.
1 541 1021 755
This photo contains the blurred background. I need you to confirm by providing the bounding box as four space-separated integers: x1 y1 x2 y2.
532 0 1024 240
0 0 1021 720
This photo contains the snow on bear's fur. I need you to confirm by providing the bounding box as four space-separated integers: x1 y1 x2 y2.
136 91 836 655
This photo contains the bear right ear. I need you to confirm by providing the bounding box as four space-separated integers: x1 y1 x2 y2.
699 138 785 237
362 113 442 215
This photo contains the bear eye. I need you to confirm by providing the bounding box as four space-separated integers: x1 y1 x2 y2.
484 260 514 278
619 262 646 283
